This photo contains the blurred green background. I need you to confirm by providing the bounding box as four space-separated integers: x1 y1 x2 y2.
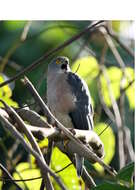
0 21 134 190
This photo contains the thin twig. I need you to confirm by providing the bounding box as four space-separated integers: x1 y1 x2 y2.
0 163 23 190
0 21 104 88
0 114 67 190
0 21 32 72
122 79 134 93
99 26 131 82
67 153 96 188
16 107 51 128
0 100 55 190
0 100 45 162
82 167 96 188
104 25 134 58
0 163 72 183
97 42 115 122
97 78 115 122
123 127 135 162
100 65 125 169
41 140 54 190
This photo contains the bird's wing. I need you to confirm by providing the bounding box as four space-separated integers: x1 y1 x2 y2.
67 72 94 130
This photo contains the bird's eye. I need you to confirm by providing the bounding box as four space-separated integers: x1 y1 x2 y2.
61 64 67 70
56 59 61 64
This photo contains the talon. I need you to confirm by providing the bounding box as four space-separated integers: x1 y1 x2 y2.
63 139 70 149
69 128 76 135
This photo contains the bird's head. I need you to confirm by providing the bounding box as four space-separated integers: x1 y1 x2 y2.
48 56 71 75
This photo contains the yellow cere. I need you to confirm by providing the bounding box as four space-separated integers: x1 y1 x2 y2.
56 59 61 64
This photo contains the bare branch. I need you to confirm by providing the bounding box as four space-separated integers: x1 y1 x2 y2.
99 65 125 169
16 107 51 128
104 25 134 58
0 99 45 161
0 100 55 190
0 112 67 190
0 21 32 72
97 42 115 122
0 163 23 190
99 26 131 82
0 21 104 88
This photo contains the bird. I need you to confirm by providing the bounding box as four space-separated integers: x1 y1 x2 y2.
47 56 94 176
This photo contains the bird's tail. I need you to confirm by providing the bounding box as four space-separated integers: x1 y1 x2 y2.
75 153 84 177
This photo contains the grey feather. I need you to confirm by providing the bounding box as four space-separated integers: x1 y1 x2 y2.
67 72 94 130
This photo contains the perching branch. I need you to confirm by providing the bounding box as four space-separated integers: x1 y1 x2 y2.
0 99 45 162
0 112 67 190
22 76 116 177
16 107 51 128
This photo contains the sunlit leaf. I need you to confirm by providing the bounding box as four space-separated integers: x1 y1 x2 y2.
0 74 18 107
0 75 12 98
0 169 2 189
13 162 41 190
112 21 121 33
51 147 84 190
72 56 99 107
0 96 18 108
100 66 135 109
38 138 48 148
72 56 99 79
100 66 122 107
112 21 131 34
124 67 135 109
93 123 115 172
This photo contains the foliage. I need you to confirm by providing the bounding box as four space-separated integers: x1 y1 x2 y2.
0 74 18 107
92 162 134 190
13 162 41 190
51 148 85 190
93 123 115 172
0 21 134 189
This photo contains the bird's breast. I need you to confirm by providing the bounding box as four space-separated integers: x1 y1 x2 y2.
47 74 76 114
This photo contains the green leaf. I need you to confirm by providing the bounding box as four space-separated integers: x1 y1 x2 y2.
72 56 99 79
72 56 99 107
4 21 26 30
39 24 76 45
38 138 48 148
0 169 3 189
124 67 134 109
51 147 84 190
0 75 12 98
92 181 132 190
112 21 131 34
117 162 134 183
13 162 41 190
93 123 115 172
100 66 122 107
0 74 18 107
100 66 135 109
